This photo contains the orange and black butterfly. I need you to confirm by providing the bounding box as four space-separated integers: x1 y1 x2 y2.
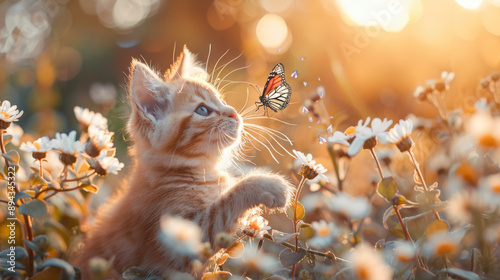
255 63 292 116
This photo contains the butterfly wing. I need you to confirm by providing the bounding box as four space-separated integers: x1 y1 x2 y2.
260 63 292 112
262 63 285 97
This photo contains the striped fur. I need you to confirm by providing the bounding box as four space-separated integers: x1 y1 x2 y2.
72 47 292 278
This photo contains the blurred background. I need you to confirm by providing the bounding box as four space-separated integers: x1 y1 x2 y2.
1 0 499 173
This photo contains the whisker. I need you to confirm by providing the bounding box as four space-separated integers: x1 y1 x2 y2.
244 116 298 126
205 44 211 73
244 131 279 163
217 65 251 90
238 87 250 114
244 123 293 145
244 126 285 157
214 53 243 88
244 125 294 158
210 49 229 84
241 131 262 152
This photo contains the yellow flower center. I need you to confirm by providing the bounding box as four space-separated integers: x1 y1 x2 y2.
0 111 10 119
318 227 330 236
344 126 356 135
357 265 370 280
397 253 413 262
249 221 261 232
491 184 500 193
456 163 478 186
479 134 498 148
34 142 41 151
435 242 456 256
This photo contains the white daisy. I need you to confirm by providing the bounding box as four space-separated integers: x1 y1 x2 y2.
422 231 462 258
51 131 85 155
74 106 108 130
387 119 414 152
86 125 114 157
308 220 338 249
293 150 329 182
0 100 24 128
446 191 482 224
238 243 279 273
5 123 24 146
393 241 416 262
348 243 393 280
159 216 203 257
328 131 351 146
94 151 124 175
465 110 500 148
329 192 371 220
242 216 271 239
328 192 371 220
478 173 500 208
347 117 393 157
20 136 52 153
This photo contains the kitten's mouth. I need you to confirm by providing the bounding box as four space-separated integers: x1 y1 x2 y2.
215 118 241 145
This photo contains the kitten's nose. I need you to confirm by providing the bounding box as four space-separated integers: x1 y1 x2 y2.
228 111 238 120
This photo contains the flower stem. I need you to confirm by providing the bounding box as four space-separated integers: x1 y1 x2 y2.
39 159 43 178
0 130 35 277
327 144 343 191
291 175 307 279
393 205 426 270
407 150 441 220
369 148 385 179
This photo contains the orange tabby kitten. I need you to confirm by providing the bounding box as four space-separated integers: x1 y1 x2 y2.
73 47 292 278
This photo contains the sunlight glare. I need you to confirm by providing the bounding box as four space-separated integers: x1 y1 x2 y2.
455 0 483 10
335 0 412 32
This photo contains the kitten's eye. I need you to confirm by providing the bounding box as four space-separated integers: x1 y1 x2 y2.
195 105 211 116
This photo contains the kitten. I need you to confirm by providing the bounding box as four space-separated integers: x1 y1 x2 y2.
73 46 293 278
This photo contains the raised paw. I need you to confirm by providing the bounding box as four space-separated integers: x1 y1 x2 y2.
240 174 293 209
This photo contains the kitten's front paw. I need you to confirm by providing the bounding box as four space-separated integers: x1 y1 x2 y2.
243 174 293 209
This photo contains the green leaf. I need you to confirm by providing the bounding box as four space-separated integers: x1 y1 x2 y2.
30 172 47 187
414 266 435 280
36 258 76 280
377 176 398 202
425 220 448 238
271 230 297 244
382 206 396 229
278 248 307 267
286 201 305 221
3 134 13 145
80 183 99 193
299 227 314 242
19 199 48 219
437 268 480 280
226 241 244 258
2 150 20 164
14 191 31 203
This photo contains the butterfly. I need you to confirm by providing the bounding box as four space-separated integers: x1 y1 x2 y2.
255 63 292 116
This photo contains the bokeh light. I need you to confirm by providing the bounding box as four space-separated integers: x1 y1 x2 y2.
335 0 413 32
256 14 289 50
455 0 483 9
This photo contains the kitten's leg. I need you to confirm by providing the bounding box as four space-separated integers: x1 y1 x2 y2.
197 173 293 244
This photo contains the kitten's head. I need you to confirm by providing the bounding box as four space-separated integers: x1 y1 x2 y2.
127 46 242 164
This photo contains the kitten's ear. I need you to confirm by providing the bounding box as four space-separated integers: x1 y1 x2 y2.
165 45 208 81
129 60 171 121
